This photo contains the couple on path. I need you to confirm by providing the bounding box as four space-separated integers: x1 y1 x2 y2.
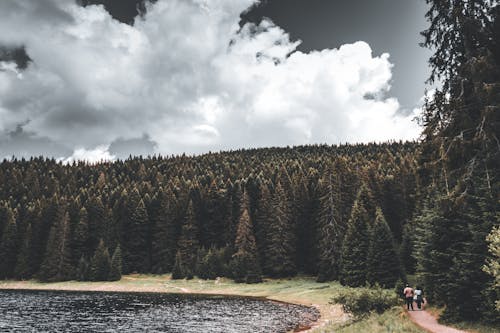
404 284 425 311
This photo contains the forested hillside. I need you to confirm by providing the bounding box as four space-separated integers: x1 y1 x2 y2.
0 143 418 287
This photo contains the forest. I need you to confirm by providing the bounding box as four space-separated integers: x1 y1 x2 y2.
0 0 499 325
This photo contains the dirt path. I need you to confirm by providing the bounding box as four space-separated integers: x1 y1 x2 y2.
408 309 468 333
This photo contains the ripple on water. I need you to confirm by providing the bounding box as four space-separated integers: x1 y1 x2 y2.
0 290 319 333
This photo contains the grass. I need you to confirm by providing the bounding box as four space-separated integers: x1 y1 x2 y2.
317 307 426 333
425 307 500 333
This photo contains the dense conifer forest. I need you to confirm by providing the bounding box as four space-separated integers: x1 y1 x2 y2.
0 142 418 287
0 0 499 325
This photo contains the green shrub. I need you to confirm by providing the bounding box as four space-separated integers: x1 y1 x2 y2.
331 285 400 318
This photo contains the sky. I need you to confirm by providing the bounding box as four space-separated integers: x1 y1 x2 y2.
0 0 431 162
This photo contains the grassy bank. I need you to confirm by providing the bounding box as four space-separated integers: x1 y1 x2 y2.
318 307 426 333
425 307 500 333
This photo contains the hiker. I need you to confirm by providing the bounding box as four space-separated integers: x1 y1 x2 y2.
403 284 414 311
414 286 425 310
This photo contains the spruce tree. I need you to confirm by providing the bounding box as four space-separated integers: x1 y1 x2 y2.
254 183 273 272
340 198 371 287
86 196 107 253
174 200 199 279
71 207 89 266
38 205 74 282
125 189 149 273
15 224 32 280
232 191 262 283
264 182 296 277
108 244 122 281
367 207 402 288
317 171 344 282
0 207 18 279
151 187 177 274
400 223 417 275
171 250 184 279
90 239 111 281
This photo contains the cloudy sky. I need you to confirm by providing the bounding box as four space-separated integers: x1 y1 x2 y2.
0 0 430 161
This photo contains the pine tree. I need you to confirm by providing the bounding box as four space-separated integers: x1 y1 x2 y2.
0 207 18 279
400 223 417 275
124 189 149 273
232 191 262 283
254 183 273 272
108 244 122 281
172 250 184 280
71 207 89 266
340 198 371 287
90 239 111 281
15 224 32 280
38 204 74 282
264 182 296 277
317 171 344 282
204 180 230 248
174 200 199 279
86 195 107 253
367 207 402 288
151 187 177 274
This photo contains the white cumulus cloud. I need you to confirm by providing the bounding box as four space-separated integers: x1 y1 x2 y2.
60 145 116 165
0 0 421 159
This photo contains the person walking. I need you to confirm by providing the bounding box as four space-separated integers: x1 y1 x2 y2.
403 284 414 311
414 286 424 310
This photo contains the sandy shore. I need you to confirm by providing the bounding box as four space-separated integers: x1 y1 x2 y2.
0 275 349 332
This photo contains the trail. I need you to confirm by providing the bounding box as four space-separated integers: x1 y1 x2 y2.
408 308 469 333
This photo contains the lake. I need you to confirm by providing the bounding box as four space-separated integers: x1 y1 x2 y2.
0 289 319 332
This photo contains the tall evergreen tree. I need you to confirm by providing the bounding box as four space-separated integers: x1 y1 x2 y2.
173 200 199 279
109 244 122 281
254 182 273 272
151 187 177 273
0 207 18 279
15 224 32 280
367 207 402 288
124 188 149 273
400 223 417 275
38 204 74 282
231 190 262 283
264 182 296 277
90 239 111 281
71 207 89 266
340 198 371 287
317 171 345 282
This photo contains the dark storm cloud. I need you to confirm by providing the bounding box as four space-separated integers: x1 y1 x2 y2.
0 125 72 159
109 135 157 159
0 47 31 70
78 0 155 25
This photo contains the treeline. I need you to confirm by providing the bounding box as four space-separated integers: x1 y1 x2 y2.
0 142 418 287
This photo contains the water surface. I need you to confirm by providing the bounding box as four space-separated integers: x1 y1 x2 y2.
0 289 319 332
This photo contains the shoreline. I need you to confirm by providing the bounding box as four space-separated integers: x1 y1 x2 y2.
0 275 349 332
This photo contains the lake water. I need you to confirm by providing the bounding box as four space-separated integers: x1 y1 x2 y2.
0 290 319 332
